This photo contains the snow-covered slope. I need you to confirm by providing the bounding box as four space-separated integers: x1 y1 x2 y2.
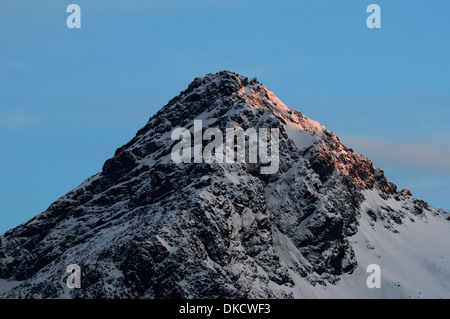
0 71 448 298
269 189 450 298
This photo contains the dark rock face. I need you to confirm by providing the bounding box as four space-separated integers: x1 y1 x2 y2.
400 188 412 196
0 71 443 298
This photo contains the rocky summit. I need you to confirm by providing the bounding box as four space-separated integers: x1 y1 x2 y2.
0 71 449 298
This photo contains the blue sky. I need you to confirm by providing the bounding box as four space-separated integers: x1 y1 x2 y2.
1 0 449 234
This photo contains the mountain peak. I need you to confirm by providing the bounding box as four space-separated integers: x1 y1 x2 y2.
164 70 264 116
149 71 324 135
1 72 448 299
188 70 256 91
116 71 391 194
